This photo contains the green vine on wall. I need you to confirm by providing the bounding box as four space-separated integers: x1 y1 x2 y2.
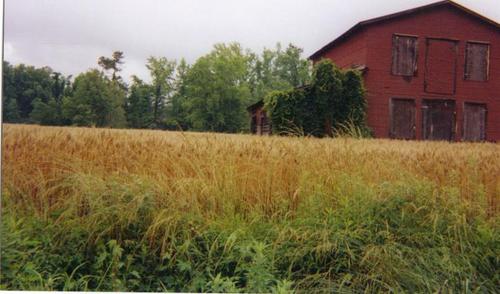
264 59 370 137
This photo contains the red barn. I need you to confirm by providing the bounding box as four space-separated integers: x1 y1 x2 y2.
310 0 500 141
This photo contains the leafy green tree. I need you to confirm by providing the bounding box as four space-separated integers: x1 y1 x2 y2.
97 51 127 127
62 69 125 127
248 48 280 102
166 58 191 130
106 80 127 128
248 43 311 103
126 76 153 128
146 56 176 128
3 97 20 122
30 72 73 125
2 62 54 121
184 43 251 132
274 43 311 88
98 51 125 83
3 62 20 122
51 72 72 102
30 98 61 125
62 70 108 126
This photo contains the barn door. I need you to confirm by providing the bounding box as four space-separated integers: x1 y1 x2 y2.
390 98 416 139
463 103 487 141
422 99 456 141
251 115 257 134
425 39 457 95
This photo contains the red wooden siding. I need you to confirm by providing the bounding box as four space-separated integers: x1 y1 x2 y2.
319 29 368 69
311 1 500 141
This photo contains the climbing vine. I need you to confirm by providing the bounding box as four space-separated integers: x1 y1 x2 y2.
264 59 369 137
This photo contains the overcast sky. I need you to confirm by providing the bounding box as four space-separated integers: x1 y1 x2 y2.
4 0 499 83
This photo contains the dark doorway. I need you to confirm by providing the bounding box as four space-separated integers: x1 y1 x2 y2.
422 99 456 141
425 39 457 95
390 98 416 139
251 115 257 134
463 103 487 141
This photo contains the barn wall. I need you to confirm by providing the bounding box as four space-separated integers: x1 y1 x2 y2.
364 5 499 141
317 5 500 141
313 28 368 68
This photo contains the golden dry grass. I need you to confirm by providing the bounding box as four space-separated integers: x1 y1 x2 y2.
3 123 499 219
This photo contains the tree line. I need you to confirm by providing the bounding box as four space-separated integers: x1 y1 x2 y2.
2 43 311 132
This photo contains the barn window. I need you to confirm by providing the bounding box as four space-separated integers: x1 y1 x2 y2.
465 42 489 81
392 35 418 76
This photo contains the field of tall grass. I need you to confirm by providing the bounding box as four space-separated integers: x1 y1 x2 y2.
1 123 499 292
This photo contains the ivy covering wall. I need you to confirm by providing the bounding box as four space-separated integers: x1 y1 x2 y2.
264 59 370 137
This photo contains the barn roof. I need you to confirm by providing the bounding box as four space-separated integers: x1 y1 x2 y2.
247 100 264 112
309 0 500 60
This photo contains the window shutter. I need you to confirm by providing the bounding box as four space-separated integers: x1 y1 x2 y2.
392 35 418 76
465 42 489 81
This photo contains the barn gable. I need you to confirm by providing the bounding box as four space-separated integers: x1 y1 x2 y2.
310 0 499 61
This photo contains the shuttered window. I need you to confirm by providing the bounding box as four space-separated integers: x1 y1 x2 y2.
465 42 489 81
392 35 418 76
